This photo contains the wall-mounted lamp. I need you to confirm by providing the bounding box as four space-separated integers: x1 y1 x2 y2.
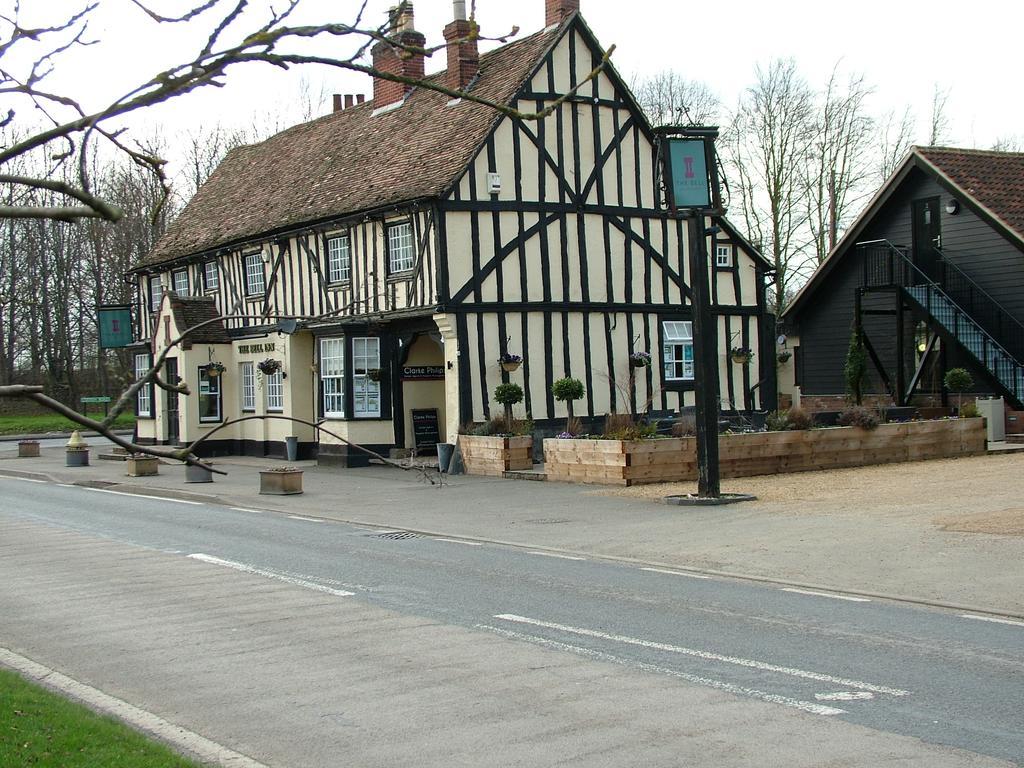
945 199 960 215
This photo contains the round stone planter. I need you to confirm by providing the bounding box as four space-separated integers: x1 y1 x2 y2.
126 455 159 477
259 469 304 495
185 463 214 483
17 440 40 458
65 447 89 467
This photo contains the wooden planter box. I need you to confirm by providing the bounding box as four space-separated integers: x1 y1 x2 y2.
543 419 987 486
259 469 303 495
126 455 159 477
17 440 40 458
459 435 533 476
544 437 685 486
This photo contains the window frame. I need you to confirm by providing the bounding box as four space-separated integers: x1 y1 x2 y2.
148 275 163 312
135 353 153 418
715 244 733 268
265 369 284 412
661 319 695 385
319 337 346 418
203 260 219 292
243 252 266 297
240 361 256 412
386 220 415 276
352 336 381 418
326 232 351 285
197 365 223 423
172 269 189 295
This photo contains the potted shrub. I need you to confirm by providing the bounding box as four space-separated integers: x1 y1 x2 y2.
206 361 226 377
493 382 524 425
777 350 792 364
499 352 523 372
943 367 973 416
257 358 282 376
628 351 652 369
730 346 754 365
259 466 304 495
551 376 585 433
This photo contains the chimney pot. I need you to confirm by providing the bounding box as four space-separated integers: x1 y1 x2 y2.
332 94 343 112
356 94 366 104
545 0 579 27
453 0 467 20
344 94 354 109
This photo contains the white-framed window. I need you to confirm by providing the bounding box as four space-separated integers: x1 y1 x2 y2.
327 234 351 284
149 275 163 311
663 321 694 381
320 337 346 417
265 370 284 411
244 252 265 296
204 260 219 291
240 361 256 411
352 337 380 417
173 269 189 295
715 244 732 268
198 366 222 422
387 221 414 274
135 353 152 417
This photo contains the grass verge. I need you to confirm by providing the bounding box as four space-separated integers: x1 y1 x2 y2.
0 666 200 767
0 412 135 436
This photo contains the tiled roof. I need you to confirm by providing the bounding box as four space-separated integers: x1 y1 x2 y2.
168 294 231 345
918 146 1024 242
137 25 562 269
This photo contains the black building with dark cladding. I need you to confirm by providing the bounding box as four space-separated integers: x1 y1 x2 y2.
783 147 1024 412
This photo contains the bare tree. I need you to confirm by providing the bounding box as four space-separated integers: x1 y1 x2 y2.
928 84 952 145
991 135 1024 152
630 71 719 126
876 106 915 183
724 59 815 317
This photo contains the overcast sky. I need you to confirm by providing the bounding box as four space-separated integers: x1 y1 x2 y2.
21 0 1024 167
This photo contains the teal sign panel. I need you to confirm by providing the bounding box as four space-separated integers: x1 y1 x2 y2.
98 305 133 349
668 138 711 209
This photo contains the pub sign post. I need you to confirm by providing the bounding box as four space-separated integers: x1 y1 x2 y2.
97 305 134 349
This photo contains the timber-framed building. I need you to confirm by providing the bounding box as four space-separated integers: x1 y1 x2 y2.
128 0 773 464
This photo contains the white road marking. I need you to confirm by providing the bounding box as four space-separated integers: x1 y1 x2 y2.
4 476 45 483
230 507 264 514
188 553 354 596
815 691 875 701
371 529 402 534
781 588 871 603
494 614 909 697
82 487 203 505
287 515 323 523
641 567 711 579
527 551 585 561
478 625 845 716
960 614 1024 628
434 538 483 546
57 483 77 488
0 646 267 767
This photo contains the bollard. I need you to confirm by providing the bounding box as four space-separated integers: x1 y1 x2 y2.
65 431 90 467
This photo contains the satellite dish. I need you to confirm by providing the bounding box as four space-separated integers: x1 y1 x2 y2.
776 334 787 346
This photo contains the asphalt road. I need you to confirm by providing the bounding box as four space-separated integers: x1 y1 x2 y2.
1 475 1021 765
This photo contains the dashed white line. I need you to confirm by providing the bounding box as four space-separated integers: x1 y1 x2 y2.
81 487 203 505
781 588 871 603
188 553 354 596
433 538 483 546
641 567 711 579
960 614 1024 628
230 507 264 514
815 691 875 702
0 647 267 767
3 476 46 483
494 614 909 697
287 515 323 523
478 625 844 716
527 551 585 561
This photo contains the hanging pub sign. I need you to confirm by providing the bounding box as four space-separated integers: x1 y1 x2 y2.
660 126 722 214
97 305 134 349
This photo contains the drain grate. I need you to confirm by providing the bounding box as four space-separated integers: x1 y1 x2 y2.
368 530 420 540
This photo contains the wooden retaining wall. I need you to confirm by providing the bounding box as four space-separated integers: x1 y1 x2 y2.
543 419 987 486
459 435 533 477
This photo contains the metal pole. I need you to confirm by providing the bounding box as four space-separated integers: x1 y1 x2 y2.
687 214 720 497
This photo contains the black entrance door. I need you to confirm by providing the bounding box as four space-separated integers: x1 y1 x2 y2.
912 197 942 283
165 358 180 444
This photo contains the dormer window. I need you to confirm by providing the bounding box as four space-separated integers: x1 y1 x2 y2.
387 221 415 274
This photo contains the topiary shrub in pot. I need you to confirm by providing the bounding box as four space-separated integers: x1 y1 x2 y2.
943 368 973 416
552 377 585 433
493 382 524 425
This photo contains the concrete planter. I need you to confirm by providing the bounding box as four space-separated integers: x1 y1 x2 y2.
126 455 159 477
459 435 533 476
17 440 40 458
259 469 304 495
185 463 214 483
65 447 89 467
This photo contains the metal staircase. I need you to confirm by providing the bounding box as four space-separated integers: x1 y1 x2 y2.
859 239 1024 407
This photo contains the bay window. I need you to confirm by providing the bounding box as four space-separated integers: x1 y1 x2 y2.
352 337 380 417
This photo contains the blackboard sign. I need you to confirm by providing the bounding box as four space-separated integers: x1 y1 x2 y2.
411 408 440 452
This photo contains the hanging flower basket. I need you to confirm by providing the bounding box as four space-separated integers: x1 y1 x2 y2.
257 358 281 376
777 351 792 364
499 352 523 372
206 361 226 377
367 368 383 382
629 351 652 369
731 347 754 365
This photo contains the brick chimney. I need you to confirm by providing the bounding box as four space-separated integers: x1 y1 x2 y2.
546 0 579 27
372 4 427 109
443 0 479 91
